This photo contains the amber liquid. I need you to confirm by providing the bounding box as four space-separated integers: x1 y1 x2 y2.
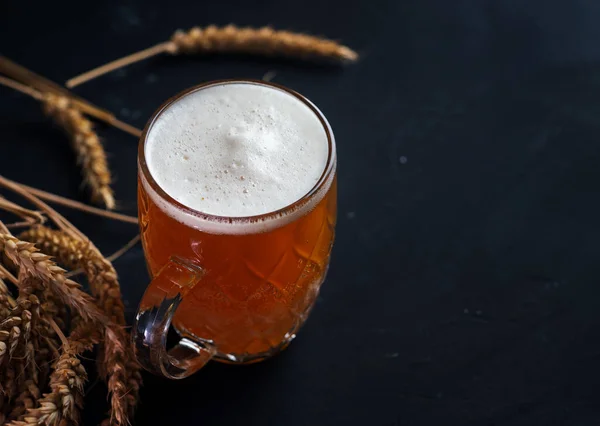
138 177 336 359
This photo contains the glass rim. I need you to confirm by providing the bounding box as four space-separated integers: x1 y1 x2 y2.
138 78 336 227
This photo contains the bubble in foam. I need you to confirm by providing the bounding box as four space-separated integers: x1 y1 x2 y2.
144 81 333 232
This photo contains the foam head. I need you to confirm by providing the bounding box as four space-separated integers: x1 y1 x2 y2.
143 81 334 234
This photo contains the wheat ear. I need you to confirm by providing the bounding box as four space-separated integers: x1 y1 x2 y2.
42 93 115 210
0 76 116 209
0 234 109 326
66 24 358 87
6 322 93 426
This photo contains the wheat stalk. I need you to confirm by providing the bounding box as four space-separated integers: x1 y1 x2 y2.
0 77 116 210
15 286 41 374
102 326 137 425
67 24 358 87
43 93 116 210
169 25 358 59
0 234 109 326
0 277 68 423
19 226 142 425
0 176 143 423
18 227 123 320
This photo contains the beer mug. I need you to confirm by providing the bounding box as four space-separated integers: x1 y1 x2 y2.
133 80 337 378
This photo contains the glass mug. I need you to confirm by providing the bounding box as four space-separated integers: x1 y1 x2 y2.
133 80 337 379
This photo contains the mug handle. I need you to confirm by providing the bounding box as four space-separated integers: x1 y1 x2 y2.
132 256 216 379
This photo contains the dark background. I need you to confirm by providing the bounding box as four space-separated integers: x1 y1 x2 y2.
2 0 600 424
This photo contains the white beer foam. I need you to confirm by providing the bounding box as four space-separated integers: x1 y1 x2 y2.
143 82 335 235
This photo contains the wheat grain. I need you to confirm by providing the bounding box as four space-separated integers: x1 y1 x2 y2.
66 24 358 87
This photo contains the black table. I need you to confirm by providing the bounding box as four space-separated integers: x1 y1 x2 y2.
2 0 600 424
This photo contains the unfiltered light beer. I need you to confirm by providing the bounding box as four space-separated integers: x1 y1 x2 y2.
135 81 337 374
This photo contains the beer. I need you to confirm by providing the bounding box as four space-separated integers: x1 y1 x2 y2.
138 81 337 362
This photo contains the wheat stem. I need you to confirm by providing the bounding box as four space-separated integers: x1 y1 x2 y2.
107 233 141 263
0 175 88 242
67 42 172 88
5 221 41 230
0 196 46 226
0 75 45 101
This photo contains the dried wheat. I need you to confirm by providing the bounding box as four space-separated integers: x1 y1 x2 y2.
67 24 358 87
101 326 132 425
6 317 98 426
9 351 87 426
0 281 44 421
0 234 109 326
0 77 122 210
19 226 142 424
0 180 144 423
169 25 358 60
42 93 115 210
